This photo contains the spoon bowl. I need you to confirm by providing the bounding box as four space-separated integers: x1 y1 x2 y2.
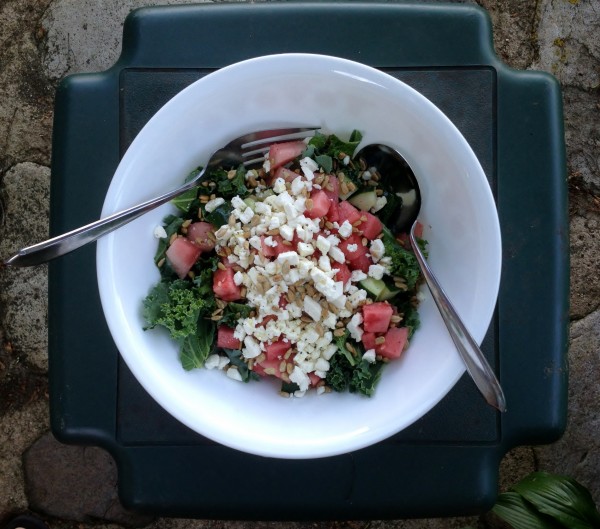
355 143 507 412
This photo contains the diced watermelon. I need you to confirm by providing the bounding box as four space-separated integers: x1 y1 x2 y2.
213 267 242 301
348 252 372 273
265 339 292 361
268 141 306 170
378 327 409 359
332 262 351 286
186 221 216 252
305 190 331 219
325 198 340 223
362 302 393 333
261 235 287 257
273 166 299 184
362 332 377 351
166 237 202 279
253 358 285 380
217 326 241 350
308 372 322 387
323 175 340 201
338 200 362 225
357 212 383 240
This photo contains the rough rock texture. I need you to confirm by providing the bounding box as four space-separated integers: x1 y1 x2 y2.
0 0 599 528
23 433 154 527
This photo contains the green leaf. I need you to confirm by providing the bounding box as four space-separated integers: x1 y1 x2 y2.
203 201 233 228
154 215 184 267
179 319 215 371
380 226 421 290
513 473 600 529
315 154 333 173
223 349 260 382
171 187 199 212
334 329 357 367
493 491 564 529
218 302 253 328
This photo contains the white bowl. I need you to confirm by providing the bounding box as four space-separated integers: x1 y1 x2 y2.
97 53 501 459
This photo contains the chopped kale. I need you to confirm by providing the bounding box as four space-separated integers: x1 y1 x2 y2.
202 200 233 228
326 349 384 397
154 214 184 267
218 302 253 328
374 190 403 226
308 130 363 161
143 279 213 340
380 226 422 290
223 349 260 382
212 164 248 198
180 319 215 371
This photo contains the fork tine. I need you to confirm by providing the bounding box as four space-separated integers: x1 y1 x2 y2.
240 127 319 150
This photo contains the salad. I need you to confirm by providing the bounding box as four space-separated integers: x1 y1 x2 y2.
143 130 427 397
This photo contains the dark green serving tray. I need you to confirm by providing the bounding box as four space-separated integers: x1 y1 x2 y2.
48 1 568 519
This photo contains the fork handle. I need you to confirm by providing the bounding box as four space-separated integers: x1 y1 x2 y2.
409 225 507 412
4 172 203 267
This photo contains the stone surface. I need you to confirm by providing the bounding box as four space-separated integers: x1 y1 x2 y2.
23 433 154 527
534 309 600 501
0 0 599 528
0 163 50 371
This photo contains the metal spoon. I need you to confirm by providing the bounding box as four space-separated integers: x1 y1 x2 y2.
355 144 507 412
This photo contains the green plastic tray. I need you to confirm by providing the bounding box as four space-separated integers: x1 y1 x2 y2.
49 2 568 519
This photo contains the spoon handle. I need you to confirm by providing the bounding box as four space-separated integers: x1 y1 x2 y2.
409 226 507 412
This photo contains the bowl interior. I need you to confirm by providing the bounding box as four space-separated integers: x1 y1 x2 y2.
97 53 501 459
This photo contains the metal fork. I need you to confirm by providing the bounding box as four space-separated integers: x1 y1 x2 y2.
4 127 318 267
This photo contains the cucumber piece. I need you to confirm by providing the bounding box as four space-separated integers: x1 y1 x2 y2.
377 284 401 301
349 190 377 211
359 277 387 299
359 277 401 301
243 197 257 211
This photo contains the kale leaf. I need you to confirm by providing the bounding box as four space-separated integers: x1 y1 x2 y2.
154 215 184 267
143 279 212 340
219 302 253 328
380 226 422 290
326 351 384 397
180 318 215 371
223 349 260 382
211 165 248 198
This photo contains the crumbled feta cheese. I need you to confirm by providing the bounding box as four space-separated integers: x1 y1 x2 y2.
347 243 358 253
290 366 310 392
303 296 322 321
371 195 388 213
363 349 377 363
226 367 243 381
277 251 300 267
242 336 262 359
204 354 221 370
272 177 287 194
233 271 244 286
316 235 331 254
329 246 346 264
153 225 167 239
231 196 246 209
350 270 368 282
238 207 254 224
315 358 330 372
279 224 295 241
318 255 332 272
369 239 385 262
347 312 364 341
205 197 225 212
297 242 315 257
337 220 353 238
368 264 386 280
